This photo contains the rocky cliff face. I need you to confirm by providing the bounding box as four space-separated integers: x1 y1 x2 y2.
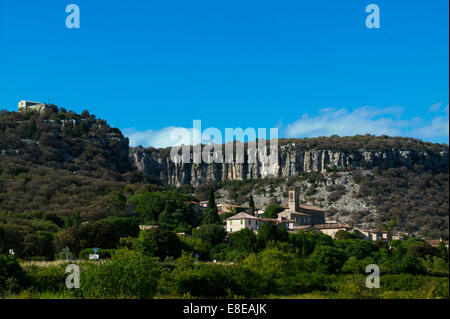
131 143 449 187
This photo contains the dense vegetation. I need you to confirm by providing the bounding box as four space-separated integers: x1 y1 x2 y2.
352 166 449 239
1 229 448 299
278 135 448 153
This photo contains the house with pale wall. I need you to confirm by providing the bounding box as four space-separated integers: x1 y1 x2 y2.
353 227 391 242
426 239 449 249
225 213 297 233
139 225 159 230
313 223 391 242
314 223 353 238
226 212 262 233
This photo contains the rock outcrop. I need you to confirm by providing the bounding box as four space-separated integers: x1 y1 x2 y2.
131 143 449 187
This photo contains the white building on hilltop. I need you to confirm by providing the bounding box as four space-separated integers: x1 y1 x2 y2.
18 100 57 113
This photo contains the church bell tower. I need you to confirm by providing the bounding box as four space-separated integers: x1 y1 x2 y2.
288 188 300 212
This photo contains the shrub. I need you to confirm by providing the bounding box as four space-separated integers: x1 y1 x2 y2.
134 227 182 260
308 246 346 274
0 255 27 296
192 224 227 247
242 248 307 294
179 236 209 261
173 265 229 297
81 250 159 298
257 221 289 246
335 239 374 260
167 261 259 298
292 272 329 293
24 265 67 292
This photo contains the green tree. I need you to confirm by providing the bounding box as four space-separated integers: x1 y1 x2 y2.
202 208 221 225
308 246 346 274
335 239 374 260
242 248 307 294
101 216 140 239
257 221 288 246
0 225 24 257
208 188 218 213
72 212 82 227
192 224 227 247
105 191 126 216
79 221 118 250
0 255 26 296
289 230 316 257
202 188 221 225
22 231 54 260
134 227 182 259
407 241 434 259
437 241 449 260
262 204 284 218
127 191 198 225
334 229 362 240
230 228 258 253
249 194 255 216
54 226 81 257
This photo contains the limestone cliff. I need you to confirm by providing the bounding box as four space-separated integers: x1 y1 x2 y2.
131 141 449 187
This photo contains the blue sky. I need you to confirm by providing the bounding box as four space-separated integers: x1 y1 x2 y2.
0 0 448 147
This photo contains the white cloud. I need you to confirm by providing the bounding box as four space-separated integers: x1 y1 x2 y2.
411 115 449 139
429 102 443 112
285 106 406 137
123 126 220 148
284 105 449 142
124 104 449 148
413 102 449 139
123 127 200 148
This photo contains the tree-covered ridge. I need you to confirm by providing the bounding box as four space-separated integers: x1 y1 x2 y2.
0 108 131 178
278 135 449 153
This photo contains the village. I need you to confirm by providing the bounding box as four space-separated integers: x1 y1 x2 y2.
201 188 395 243
137 186 449 248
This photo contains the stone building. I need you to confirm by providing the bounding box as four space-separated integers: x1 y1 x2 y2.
18 100 57 113
314 223 353 238
278 188 325 227
426 239 449 249
277 210 311 228
353 227 391 242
